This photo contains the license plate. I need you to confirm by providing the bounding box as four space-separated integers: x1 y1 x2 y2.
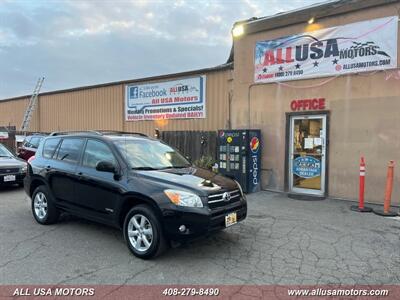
3 175 16 182
225 212 237 227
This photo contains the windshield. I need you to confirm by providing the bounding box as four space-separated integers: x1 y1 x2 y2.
114 139 190 170
0 144 14 157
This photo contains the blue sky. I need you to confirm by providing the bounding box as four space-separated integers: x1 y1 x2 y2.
0 0 324 99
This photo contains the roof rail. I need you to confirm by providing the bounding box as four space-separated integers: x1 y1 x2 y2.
49 130 148 137
97 130 148 137
49 130 101 136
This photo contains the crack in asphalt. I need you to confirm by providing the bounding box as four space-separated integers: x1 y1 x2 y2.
5 227 60 256
100 264 157 299
0 244 44 270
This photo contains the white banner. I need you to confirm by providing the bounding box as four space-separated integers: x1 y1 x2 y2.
125 76 206 121
254 16 398 83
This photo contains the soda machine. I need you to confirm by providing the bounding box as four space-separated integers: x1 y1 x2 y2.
217 129 261 193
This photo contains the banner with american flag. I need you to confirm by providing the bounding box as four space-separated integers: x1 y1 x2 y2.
254 16 398 83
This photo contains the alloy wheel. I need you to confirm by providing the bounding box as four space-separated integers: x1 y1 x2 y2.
127 214 153 252
34 192 48 220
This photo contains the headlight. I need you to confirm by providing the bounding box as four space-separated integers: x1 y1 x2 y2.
164 189 203 208
21 166 27 173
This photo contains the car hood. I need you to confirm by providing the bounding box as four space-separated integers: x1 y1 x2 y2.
134 166 238 195
0 156 26 168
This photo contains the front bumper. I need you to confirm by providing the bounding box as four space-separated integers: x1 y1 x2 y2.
161 198 247 241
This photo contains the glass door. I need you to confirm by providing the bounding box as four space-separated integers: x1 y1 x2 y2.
289 115 326 196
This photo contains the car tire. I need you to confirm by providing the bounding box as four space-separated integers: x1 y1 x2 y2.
18 182 24 188
31 185 59 225
123 204 167 259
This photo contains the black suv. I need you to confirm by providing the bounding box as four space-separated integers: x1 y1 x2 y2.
24 131 247 259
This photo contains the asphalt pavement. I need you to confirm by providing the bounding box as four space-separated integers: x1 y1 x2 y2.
1 186 399 285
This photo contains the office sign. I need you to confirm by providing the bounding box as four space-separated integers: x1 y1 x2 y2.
255 16 398 83
125 76 206 121
290 98 325 111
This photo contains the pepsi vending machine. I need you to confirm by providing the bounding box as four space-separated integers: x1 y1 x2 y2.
217 129 261 193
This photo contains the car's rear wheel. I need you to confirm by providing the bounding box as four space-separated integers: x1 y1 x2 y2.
32 185 59 225
123 204 167 259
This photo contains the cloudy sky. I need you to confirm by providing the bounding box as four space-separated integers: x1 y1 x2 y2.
0 0 324 99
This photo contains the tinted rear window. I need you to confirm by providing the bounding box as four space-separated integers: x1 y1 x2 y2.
55 138 84 164
43 138 61 159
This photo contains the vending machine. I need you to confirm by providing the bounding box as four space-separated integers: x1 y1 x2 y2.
217 129 261 193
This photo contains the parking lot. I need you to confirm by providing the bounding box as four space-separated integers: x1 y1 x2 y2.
1 186 399 285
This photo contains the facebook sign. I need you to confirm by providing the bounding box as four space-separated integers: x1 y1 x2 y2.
125 76 206 121
130 87 139 99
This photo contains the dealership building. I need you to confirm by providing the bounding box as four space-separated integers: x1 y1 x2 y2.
1 0 399 204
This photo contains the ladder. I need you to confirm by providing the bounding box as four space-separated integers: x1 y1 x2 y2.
20 77 45 132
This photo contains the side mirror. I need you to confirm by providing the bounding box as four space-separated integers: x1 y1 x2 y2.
96 161 116 173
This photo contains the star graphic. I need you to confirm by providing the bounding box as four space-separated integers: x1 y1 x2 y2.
313 61 319 67
332 58 339 64
295 64 301 69
263 67 267 73
278 66 283 71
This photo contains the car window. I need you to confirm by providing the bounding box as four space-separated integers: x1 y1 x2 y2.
55 138 84 164
29 137 42 149
82 139 116 169
43 138 61 159
22 137 32 147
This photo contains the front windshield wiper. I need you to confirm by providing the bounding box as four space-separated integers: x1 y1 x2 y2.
170 165 191 168
132 167 159 170
132 165 191 171
0 155 12 158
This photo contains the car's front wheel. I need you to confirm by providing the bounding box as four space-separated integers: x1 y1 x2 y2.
31 185 59 225
123 204 167 259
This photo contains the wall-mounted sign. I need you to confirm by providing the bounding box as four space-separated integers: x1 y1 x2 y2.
293 156 321 179
255 16 398 83
0 132 9 140
125 76 206 121
290 98 325 111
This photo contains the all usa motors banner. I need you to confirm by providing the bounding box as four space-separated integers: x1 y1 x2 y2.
125 76 206 121
254 16 398 83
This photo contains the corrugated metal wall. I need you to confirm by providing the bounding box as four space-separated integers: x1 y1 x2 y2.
0 97 39 131
39 85 124 132
0 68 232 135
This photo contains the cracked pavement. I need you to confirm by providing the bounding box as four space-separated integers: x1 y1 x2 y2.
1 186 399 285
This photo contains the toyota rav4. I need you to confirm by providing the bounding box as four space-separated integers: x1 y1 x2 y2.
24 131 247 259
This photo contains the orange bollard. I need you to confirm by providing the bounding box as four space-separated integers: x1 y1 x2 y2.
373 160 398 217
351 156 372 212
383 161 394 213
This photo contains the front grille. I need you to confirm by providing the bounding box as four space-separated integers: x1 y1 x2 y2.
0 168 19 175
207 189 241 209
